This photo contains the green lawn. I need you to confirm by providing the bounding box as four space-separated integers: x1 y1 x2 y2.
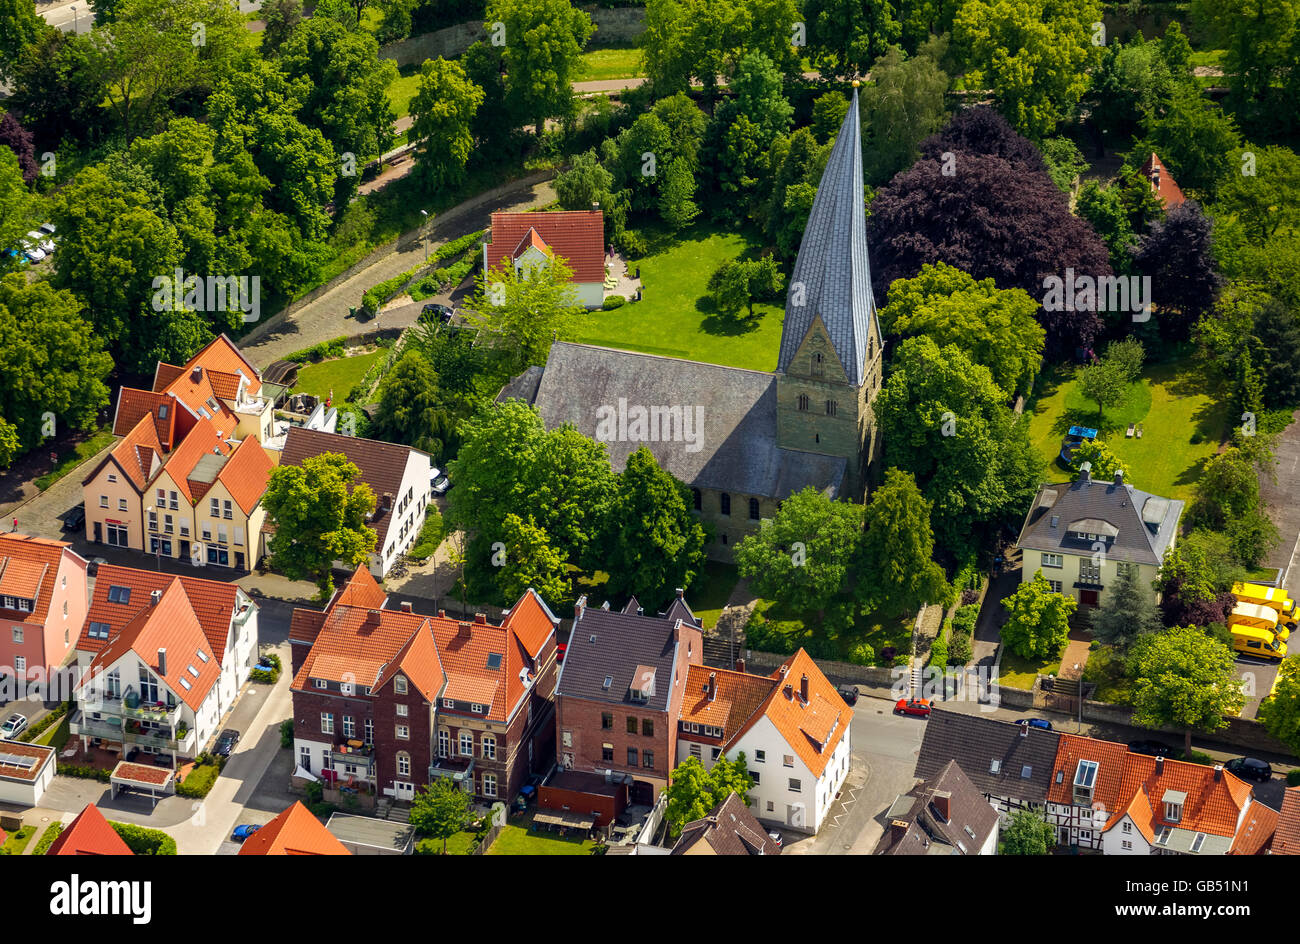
1024 358 1231 500
573 224 784 371
35 715 70 750
999 650 1064 690
488 819 596 855
294 351 385 401
580 47 644 81
1 824 34 855
35 427 114 491
687 560 740 630
748 598 913 666
387 68 422 120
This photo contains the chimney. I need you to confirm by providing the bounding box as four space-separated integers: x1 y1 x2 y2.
932 790 952 822
474 613 487 625
800 673 809 703
707 672 717 702
1156 755 1165 774
458 621 473 639
675 588 684 601
1214 763 1223 781
636 606 644 616
735 657 746 674
437 609 446 618
399 601 413 613
890 820 910 844
191 366 202 383
151 589 162 605
783 684 793 701
381 493 393 511
1020 721 1029 737
1079 462 1092 484
779 664 788 680
574 594 587 622
157 648 167 677
1114 469 1124 485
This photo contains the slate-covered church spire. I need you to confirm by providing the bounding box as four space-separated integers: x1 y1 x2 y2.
776 84 880 388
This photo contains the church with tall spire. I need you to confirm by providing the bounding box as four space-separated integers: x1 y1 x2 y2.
509 87 882 560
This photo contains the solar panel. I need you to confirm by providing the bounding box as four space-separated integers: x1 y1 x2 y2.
0 752 35 770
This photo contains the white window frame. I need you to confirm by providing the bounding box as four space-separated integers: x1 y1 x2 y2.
321 712 334 735
459 731 473 756
396 704 408 717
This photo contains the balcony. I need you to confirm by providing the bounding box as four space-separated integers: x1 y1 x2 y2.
80 688 182 726
124 727 195 753
69 716 127 742
429 756 475 785
329 741 375 771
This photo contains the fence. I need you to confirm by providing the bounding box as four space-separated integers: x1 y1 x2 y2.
470 821 504 855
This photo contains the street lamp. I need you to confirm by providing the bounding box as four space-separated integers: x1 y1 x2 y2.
420 210 429 262
71 6 78 32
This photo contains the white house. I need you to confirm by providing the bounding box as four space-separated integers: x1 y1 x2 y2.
0 741 55 807
277 428 433 579
675 650 852 835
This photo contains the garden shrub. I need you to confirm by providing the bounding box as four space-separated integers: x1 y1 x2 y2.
280 719 294 749
1185 750 1215 765
948 633 973 665
57 763 112 782
602 295 626 309
287 337 346 363
613 229 647 258
309 802 337 819
927 635 949 668
952 604 979 636
33 822 64 855
111 822 177 855
304 780 324 804
18 700 71 742
847 641 876 666
1288 768 1300 787
176 762 220 799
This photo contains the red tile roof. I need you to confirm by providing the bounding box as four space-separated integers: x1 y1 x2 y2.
1273 787 1300 854
486 211 605 283
97 414 165 490
0 534 75 624
173 335 263 398
1047 733 1131 811
76 563 248 663
82 580 221 711
290 606 431 695
159 416 232 505
113 388 177 447
238 801 351 856
680 664 778 738
374 621 446 703
216 435 273 514
1140 152 1186 209
330 567 387 612
47 804 133 856
153 362 186 390
501 588 559 659
1231 801 1277 855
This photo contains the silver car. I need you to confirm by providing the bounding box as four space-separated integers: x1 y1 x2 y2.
1 713 28 740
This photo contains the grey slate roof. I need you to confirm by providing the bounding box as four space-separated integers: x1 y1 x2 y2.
1017 471 1184 567
531 342 846 500
915 709 1061 804
671 792 780 855
556 599 690 712
777 87 880 387
496 365 545 405
875 759 1000 855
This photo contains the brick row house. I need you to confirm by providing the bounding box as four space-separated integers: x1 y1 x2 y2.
68 563 260 765
82 335 281 571
916 709 1278 855
544 591 852 834
0 534 90 684
288 567 559 803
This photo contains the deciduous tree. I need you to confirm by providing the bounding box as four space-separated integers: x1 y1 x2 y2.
460 256 587 377
1128 625 1245 755
410 57 484 190
855 469 950 614
1001 570 1075 660
409 778 472 853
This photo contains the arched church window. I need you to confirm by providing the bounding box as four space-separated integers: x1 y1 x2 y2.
720 493 731 516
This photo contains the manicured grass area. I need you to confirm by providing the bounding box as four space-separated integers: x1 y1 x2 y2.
35 427 114 491
34 715 70 751
580 47 645 81
488 818 596 855
1024 358 1231 500
1188 49 1226 70
748 598 913 666
572 224 784 372
999 650 1064 690
687 560 740 630
1 824 34 855
387 68 422 120
417 830 480 855
294 350 386 401
1082 645 1134 705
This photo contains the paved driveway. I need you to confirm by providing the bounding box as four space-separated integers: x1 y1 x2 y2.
1261 410 1300 582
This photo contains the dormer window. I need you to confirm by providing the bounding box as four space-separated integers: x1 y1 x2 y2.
1073 759 1098 805
1163 790 1186 823
159 404 168 419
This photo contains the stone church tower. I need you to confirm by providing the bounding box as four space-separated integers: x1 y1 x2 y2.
775 85 883 500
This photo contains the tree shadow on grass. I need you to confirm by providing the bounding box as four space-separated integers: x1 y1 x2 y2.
697 293 764 337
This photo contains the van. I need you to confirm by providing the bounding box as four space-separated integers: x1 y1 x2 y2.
1231 625 1287 661
1229 602 1289 639
1233 582 1297 623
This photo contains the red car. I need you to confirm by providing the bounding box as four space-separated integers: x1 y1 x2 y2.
557 642 567 664
895 697 932 717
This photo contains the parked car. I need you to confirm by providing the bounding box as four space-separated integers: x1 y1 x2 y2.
556 641 567 664
62 504 86 532
21 239 45 263
767 830 783 848
1 249 27 266
420 302 454 324
214 728 240 758
837 684 859 706
1128 739 1175 758
1225 757 1273 783
431 473 450 495
1 713 28 740
1022 718 1053 731
39 223 57 239
27 230 54 254
232 824 262 842
895 697 932 717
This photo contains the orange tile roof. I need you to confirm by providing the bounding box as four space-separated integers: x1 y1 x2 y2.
486 211 605 283
0 557 47 599
1047 733 1131 811
179 335 263 398
83 580 221 711
289 609 327 647
290 607 430 693
217 436 273 514
1141 152 1186 209
159 366 238 441
77 563 247 662
728 649 851 777
1105 787 1157 843
513 227 553 258
47 804 133 856
0 534 73 623
160 416 232 505
89 413 165 492
152 363 186 391
1116 754 1253 839
1273 788 1300 854
1231 801 1277 855
374 625 446 703
501 588 559 659
238 801 351 856
681 664 777 737
430 618 507 717
113 388 176 447
330 567 387 612
205 369 245 401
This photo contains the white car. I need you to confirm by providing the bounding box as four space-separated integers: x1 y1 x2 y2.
39 223 56 239
429 467 441 490
431 473 450 496
1 713 28 740
27 230 54 254
20 239 45 263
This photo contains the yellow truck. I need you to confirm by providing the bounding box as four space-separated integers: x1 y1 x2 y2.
1232 625 1288 662
1232 582 1296 624
1229 602 1290 641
